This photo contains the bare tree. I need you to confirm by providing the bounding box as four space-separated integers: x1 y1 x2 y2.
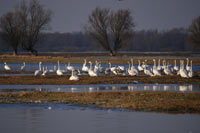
110 9 135 55
17 0 52 55
0 12 21 55
86 7 114 55
188 16 200 48
86 7 135 56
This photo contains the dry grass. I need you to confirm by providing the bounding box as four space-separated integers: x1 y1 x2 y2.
0 91 200 113
0 75 199 85
1 54 200 64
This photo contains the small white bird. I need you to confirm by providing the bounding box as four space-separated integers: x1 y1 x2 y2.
21 62 26 70
34 62 42 76
4 62 11 70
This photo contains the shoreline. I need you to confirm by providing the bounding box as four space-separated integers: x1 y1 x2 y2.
0 91 200 114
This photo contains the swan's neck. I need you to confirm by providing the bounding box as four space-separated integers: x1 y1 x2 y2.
39 63 41 71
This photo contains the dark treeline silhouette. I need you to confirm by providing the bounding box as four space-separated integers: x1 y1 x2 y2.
0 28 197 53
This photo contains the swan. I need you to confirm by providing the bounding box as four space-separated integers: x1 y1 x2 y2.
82 59 89 72
157 59 161 71
152 59 161 76
42 66 49 76
179 60 188 78
21 62 26 70
56 60 63 76
127 62 137 76
173 60 179 71
88 61 97 76
138 60 143 71
67 62 74 71
163 64 173 76
144 67 154 77
34 62 42 76
105 62 112 75
4 62 11 70
69 68 79 81
130 59 138 75
188 60 193 78
186 58 191 71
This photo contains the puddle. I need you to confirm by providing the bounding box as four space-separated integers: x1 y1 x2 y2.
0 83 199 93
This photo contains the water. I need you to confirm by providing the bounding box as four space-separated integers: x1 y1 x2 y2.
0 103 199 133
1 62 200 72
0 83 199 93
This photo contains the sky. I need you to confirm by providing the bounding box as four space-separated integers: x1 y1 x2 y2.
0 0 200 33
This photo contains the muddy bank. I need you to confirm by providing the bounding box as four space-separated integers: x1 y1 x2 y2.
0 75 199 85
0 91 200 113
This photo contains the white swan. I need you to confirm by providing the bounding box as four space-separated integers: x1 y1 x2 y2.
144 67 154 77
56 60 63 75
152 59 161 76
173 60 179 71
34 62 42 76
88 61 97 77
179 60 188 78
82 59 89 72
67 62 74 71
4 62 11 70
188 60 193 78
42 66 49 76
127 62 137 76
157 59 161 71
21 62 26 70
186 58 191 71
69 68 79 81
138 60 143 71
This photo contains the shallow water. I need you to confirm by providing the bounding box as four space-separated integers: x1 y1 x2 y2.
0 83 199 93
1 62 200 72
0 103 199 133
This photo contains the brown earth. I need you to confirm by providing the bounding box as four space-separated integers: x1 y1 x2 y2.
0 75 199 85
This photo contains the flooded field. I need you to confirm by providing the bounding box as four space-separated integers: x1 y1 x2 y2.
1 62 200 72
0 83 199 93
0 103 199 133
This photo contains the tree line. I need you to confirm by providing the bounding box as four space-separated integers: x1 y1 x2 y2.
0 0 199 55
0 28 198 52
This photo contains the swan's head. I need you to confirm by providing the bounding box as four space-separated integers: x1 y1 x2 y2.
4 62 6 64
88 61 92 64
39 62 42 64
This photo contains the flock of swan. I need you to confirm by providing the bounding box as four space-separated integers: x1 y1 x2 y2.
3 58 194 81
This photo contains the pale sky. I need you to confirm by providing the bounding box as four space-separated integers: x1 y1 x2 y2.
0 0 200 33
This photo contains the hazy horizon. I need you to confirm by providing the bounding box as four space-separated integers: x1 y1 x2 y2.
0 0 200 33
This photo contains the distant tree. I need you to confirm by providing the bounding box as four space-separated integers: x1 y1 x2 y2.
16 0 52 55
86 7 135 56
86 8 113 55
188 16 200 48
0 12 21 55
110 9 135 55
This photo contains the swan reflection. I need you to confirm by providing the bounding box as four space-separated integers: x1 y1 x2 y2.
179 85 193 92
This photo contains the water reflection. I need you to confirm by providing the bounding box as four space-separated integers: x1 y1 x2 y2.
0 84 199 93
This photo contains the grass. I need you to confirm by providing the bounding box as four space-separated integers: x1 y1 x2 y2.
0 75 199 85
0 91 200 114
1 54 200 64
